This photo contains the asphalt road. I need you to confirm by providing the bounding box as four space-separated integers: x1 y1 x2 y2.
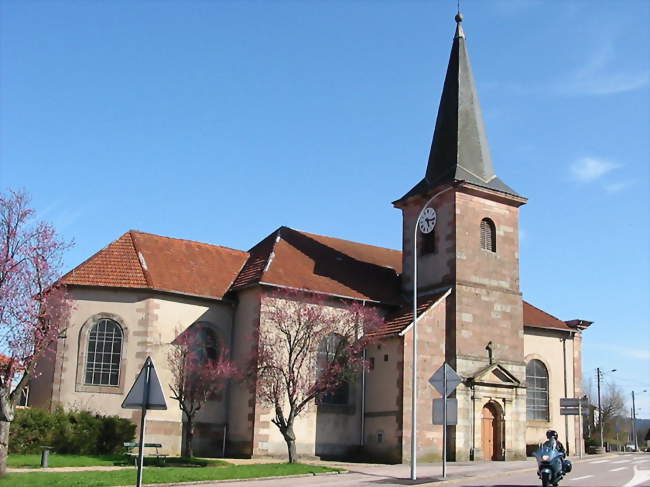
198 454 650 487
462 454 650 487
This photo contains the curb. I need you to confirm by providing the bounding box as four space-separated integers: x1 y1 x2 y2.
117 469 348 487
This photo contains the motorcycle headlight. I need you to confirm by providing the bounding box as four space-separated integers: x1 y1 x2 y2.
542 455 550 461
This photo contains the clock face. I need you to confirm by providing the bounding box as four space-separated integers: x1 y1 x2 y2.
418 207 437 234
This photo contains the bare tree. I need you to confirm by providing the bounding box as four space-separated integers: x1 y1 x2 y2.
585 379 627 445
254 289 383 463
0 190 72 476
168 325 237 458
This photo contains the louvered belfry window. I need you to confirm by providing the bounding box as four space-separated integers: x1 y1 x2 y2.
480 218 496 252
85 318 123 386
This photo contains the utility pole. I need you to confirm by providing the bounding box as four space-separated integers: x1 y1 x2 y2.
597 367 603 449
632 391 637 452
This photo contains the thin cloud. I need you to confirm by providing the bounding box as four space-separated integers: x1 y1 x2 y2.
570 157 620 183
592 344 650 361
556 44 649 96
604 181 633 193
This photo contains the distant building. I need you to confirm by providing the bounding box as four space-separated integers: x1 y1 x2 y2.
30 15 591 462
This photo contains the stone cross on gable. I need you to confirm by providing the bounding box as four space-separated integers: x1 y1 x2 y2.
485 341 494 365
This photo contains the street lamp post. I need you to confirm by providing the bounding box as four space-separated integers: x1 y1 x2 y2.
410 182 460 481
596 367 616 449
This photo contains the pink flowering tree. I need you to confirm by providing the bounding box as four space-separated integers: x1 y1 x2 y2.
254 289 384 463
0 190 72 476
168 325 238 458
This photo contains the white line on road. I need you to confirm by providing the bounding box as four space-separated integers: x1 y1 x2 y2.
622 465 650 487
612 460 631 464
610 466 627 471
571 474 594 480
590 459 610 463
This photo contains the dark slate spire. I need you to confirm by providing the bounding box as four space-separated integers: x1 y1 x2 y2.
396 14 518 203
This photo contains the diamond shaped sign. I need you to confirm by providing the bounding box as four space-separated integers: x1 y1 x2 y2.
429 363 462 397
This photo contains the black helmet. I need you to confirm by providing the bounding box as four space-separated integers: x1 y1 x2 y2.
546 430 558 440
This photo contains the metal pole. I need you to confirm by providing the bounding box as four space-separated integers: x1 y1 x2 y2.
442 365 447 480
562 338 569 455
578 401 583 459
597 368 603 449
410 224 418 481
632 391 637 452
409 183 458 481
136 361 152 487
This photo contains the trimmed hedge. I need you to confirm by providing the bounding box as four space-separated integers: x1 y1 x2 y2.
9 407 136 454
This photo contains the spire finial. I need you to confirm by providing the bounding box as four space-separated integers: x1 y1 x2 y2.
454 4 465 39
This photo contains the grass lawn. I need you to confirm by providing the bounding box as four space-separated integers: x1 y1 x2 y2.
7 454 126 468
7 454 228 469
0 463 340 487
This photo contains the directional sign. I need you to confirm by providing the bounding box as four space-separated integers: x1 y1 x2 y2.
560 397 588 408
560 397 588 416
122 357 167 410
429 363 462 397
433 398 457 425
560 407 589 416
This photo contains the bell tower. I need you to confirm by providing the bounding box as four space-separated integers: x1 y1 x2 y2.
393 13 528 461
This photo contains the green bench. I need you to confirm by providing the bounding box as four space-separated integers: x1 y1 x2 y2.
123 442 167 466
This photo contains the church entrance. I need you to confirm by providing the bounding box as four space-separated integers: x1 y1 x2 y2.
481 401 504 461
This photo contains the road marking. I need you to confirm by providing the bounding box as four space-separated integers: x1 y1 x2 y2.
590 459 610 463
613 460 631 463
571 474 594 480
622 465 650 487
610 466 627 471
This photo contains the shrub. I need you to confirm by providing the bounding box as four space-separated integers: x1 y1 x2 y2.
9 407 136 455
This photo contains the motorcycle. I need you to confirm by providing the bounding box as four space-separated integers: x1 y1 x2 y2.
534 444 566 487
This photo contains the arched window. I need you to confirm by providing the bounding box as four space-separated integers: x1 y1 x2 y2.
85 318 123 386
480 218 496 252
526 359 549 421
197 326 219 363
317 334 349 405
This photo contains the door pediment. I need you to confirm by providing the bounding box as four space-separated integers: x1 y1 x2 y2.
468 363 521 388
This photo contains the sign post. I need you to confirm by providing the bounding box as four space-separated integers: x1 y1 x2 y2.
429 363 462 480
559 397 589 460
122 357 167 487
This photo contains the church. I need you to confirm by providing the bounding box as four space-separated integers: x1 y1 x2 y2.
29 15 592 463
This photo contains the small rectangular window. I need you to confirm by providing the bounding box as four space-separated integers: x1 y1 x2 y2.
421 230 436 255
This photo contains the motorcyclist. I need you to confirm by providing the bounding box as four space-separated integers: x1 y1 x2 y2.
543 430 571 474
543 430 565 454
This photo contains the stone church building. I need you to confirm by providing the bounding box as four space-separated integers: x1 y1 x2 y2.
30 16 591 463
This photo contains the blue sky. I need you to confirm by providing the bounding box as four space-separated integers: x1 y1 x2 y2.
1 1 648 416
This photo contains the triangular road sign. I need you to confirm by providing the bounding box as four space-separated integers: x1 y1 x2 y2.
122 357 167 410
429 363 462 397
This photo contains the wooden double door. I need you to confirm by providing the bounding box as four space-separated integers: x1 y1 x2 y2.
481 402 504 461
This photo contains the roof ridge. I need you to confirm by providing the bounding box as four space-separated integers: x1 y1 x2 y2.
129 229 246 255
523 299 564 324
284 226 401 254
129 230 153 287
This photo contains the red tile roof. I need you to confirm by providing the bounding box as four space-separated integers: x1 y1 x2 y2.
63 231 249 300
370 290 450 337
232 227 402 304
523 301 572 331
63 232 148 289
61 230 585 335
